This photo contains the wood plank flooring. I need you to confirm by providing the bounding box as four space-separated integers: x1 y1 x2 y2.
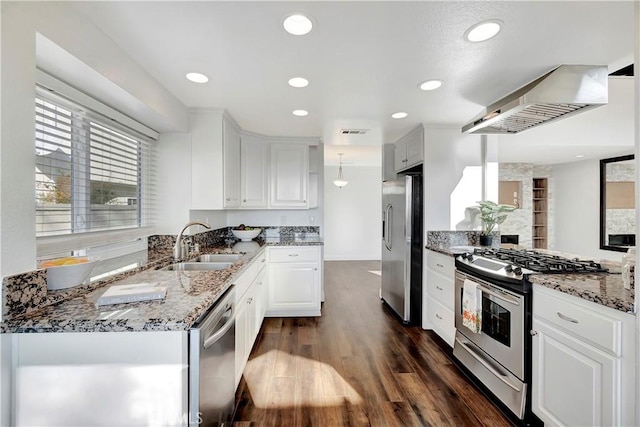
233 260 513 426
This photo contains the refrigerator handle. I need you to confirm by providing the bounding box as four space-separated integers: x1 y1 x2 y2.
384 205 393 251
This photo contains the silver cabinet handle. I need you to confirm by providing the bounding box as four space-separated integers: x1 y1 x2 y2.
436 263 444 268
243 199 247 202
288 254 299 257
435 313 443 320
557 312 579 324
530 330 538 336
436 286 443 291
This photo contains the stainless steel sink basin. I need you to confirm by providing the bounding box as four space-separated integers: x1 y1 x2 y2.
163 262 233 271
194 254 243 263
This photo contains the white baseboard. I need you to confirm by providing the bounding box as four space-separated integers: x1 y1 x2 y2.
324 255 381 261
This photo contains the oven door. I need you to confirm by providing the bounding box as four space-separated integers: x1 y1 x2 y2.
454 270 524 380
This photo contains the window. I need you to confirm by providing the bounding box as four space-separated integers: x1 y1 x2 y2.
35 86 155 255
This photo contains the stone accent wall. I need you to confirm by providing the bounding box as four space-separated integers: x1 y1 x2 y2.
498 163 554 249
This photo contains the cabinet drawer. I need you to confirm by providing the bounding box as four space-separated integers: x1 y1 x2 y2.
269 246 319 263
533 286 622 356
426 251 454 276
426 270 454 310
427 297 455 347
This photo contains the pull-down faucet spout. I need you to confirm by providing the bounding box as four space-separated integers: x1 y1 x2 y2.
174 221 211 260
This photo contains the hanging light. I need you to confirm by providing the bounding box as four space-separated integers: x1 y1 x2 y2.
333 153 349 188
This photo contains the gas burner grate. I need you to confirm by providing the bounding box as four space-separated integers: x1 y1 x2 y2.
472 248 608 274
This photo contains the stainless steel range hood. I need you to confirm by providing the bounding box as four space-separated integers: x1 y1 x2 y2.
462 65 608 134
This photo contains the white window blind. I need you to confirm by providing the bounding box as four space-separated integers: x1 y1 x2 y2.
35 87 156 255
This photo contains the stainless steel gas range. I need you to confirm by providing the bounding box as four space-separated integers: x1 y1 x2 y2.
452 248 607 423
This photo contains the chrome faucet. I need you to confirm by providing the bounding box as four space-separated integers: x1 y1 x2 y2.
174 221 211 260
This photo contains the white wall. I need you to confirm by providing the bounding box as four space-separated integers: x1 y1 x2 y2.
553 159 621 261
324 166 382 260
423 127 484 230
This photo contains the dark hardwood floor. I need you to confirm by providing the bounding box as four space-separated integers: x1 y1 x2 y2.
233 260 513 426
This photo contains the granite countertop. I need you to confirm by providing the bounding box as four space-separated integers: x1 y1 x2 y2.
1 236 323 334
425 243 634 314
529 273 634 314
425 244 477 257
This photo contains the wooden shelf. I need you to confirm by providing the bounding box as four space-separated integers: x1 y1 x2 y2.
532 178 548 249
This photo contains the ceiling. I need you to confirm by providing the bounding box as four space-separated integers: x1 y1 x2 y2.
70 1 635 166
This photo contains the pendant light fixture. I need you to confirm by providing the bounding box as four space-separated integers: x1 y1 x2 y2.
333 153 349 188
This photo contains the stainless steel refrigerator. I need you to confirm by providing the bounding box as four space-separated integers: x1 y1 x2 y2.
381 174 423 324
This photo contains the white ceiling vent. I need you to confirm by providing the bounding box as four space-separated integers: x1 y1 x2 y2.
339 129 369 135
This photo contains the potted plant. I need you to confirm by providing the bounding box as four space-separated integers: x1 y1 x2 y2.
476 200 516 246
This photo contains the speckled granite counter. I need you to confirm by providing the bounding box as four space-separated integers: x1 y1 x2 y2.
529 273 634 314
1 236 323 334
425 244 477 257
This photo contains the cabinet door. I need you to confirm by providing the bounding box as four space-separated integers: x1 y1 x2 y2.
234 293 248 387
405 128 424 168
223 119 241 208
270 144 308 208
268 262 320 313
240 136 268 208
532 319 618 426
393 140 406 172
254 266 267 330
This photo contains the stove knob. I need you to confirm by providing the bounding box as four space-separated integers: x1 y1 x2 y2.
505 264 513 273
513 266 523 275
466 254 474 262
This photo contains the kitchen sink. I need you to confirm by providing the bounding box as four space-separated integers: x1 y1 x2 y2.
194 254 243 263
163 262 233 271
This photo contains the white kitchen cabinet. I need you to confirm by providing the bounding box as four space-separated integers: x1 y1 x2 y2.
234 249 267 388
394 125 424 172
240 134 268 208
266 246 322 317
531 284 636 427
423 250 455 346
223 118 241 208
269 144 309 208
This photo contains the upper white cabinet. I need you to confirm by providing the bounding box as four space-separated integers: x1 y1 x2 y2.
190 110 318 210
394 125 424 172
223 118 241 208
240 134 268 208
190 110 225 210
270 143 309 208
531 284 636 427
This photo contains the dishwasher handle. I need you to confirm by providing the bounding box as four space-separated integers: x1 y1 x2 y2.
203 303 235 349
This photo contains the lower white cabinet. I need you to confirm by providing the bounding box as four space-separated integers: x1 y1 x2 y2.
531 284 636 427
234 250 267 388
423 250 455 346
266 246 322 317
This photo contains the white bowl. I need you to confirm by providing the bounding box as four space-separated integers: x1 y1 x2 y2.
38 257 99 291
231 228 261 241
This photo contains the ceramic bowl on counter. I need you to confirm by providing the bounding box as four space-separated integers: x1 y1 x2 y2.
38 256 100 290
231 228 261 241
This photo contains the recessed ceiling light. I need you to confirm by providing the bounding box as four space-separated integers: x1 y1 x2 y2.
419 79 443 91
465 20 502 42
283 14 313 35
391 112 408 119
185 72 209 83
293 109 309 117
576 154 585 158
288 77 309 88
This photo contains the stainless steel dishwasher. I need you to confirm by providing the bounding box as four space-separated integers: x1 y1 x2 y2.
189 287 236 427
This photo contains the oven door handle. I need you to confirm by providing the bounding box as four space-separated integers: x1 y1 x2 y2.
476 284 520 306
455 337 521 392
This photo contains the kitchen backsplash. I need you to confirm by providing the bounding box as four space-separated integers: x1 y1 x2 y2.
427 230 500 248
